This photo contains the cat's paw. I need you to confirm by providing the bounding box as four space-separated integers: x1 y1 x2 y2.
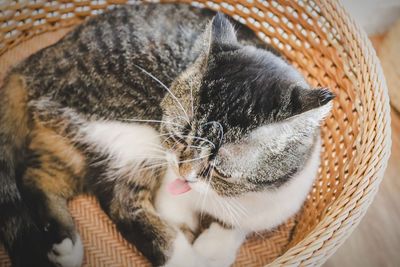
164 232 207 267
193 223 246 267
47 233 84 267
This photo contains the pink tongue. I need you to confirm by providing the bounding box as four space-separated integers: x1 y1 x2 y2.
167 178 191 195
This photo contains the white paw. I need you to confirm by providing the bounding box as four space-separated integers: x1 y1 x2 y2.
164 232 207 267
193 223 246 267
48 234 84 267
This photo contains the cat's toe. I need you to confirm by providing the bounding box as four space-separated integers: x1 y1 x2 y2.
48 233 84 267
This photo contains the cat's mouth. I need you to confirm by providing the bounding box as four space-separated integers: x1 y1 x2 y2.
167 168 206 196
167 164 232 196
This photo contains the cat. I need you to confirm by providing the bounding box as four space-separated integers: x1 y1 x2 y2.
0 3 334 267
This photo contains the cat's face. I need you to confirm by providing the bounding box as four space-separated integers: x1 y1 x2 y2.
161 13 333 197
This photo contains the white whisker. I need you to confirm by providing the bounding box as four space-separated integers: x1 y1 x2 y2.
136 162 170 171
122 118 183 127
199 158 216 220
133 63 190 124
178 134 216 148
178 154 212 164
205 120 224 147
171 115 190 125
190 84 194 117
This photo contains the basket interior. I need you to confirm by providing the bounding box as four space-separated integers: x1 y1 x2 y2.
0 1 370 266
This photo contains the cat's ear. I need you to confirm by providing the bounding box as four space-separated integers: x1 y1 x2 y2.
205 13 239 53
290 87 335 120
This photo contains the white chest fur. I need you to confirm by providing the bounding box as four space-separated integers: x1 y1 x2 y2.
82 121 198 229
82 121 165 180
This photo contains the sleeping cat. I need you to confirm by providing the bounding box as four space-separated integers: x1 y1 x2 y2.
0 3 334 267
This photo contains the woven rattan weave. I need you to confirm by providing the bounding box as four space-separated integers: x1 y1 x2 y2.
0 0 391 266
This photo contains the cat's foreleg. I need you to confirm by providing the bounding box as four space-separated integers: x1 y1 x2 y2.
193 223 246 267
21 151 84 267
100 182 206 267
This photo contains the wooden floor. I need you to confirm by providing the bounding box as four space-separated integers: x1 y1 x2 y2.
325 36 400 267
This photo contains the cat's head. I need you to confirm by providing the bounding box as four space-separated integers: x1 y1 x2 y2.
161 13 334 197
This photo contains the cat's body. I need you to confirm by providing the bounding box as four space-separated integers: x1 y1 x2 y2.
0 4 333 267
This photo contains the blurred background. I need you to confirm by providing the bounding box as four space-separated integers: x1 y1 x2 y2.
325 1 400 266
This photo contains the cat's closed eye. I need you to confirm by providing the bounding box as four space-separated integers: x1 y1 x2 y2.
212 165 232 179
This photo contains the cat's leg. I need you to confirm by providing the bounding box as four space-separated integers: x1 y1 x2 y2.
21 162 83 267
93 178 206 267
21 182 84 267
193 223 247 267
21 128 86 267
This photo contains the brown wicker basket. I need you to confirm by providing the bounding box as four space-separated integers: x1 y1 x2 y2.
0 0 391 266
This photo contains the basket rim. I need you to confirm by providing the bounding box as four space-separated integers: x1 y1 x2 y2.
269 0 391 265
